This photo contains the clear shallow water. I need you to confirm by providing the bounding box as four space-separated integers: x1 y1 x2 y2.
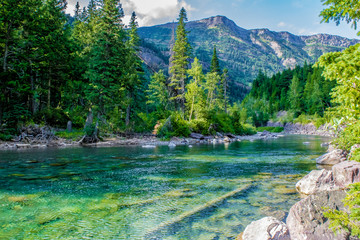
0 135 329 239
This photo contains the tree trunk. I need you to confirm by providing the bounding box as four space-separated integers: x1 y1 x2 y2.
47 68 51 109
189 95 194 121
3 22 11 72
125 93 131 127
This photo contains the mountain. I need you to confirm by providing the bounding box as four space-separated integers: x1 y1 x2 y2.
138 15 359 98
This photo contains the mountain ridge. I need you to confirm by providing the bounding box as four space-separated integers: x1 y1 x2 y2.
138 15 359 98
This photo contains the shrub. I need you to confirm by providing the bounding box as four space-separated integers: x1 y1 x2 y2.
157 112 190 138
257 126 284 133
324 183 360 238
0 133 13 141
334 122 360 151
189 119 210 135
242 124 257 135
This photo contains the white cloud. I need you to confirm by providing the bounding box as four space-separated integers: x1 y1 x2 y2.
277 22 286 27
66 0 195 26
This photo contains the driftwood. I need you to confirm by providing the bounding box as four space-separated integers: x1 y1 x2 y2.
15 125 57 144
144 184 253 239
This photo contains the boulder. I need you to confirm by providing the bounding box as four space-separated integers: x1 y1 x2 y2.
243 216 290 240
316 149 347 165
295 169 336 195
224 136 231 143
286 190 349 240
189 133 204 140
332 161 360 189
168 142 176 147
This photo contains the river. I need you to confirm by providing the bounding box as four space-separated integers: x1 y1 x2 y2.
0 135 329 239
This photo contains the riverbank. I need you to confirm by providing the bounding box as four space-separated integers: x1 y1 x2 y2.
0 130 282 150
239 144 360 240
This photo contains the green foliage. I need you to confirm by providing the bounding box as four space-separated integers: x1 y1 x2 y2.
157 112 191 138
241 124 257 136
320 0 360 35
244 63 335 125
257 127 284 133
333 121 360 151
136 112 160 133
55 130 85 141
210 112 235 134
189 119 210 135
33 108 70 128
349 148 360 162
324 183 360 237
0 133 13 141
169 7 191 112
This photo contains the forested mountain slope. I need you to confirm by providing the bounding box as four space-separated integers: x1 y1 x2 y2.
138 15 359 86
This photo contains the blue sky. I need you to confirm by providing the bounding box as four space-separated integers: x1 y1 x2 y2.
67 0 359 39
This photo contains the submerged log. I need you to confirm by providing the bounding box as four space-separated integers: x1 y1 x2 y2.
144 183 253 239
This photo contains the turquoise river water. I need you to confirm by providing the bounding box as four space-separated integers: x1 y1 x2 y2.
0 135 329 239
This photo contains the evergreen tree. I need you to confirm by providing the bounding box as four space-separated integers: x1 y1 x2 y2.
169 7 191 114
210 46 221 74
124 11 143 128
146 70 169 111
85 0 127 137
288 75 302 112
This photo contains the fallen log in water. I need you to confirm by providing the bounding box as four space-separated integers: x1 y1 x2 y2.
144 183 253 239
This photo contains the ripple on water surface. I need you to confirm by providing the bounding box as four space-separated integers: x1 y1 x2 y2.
0 135 329 239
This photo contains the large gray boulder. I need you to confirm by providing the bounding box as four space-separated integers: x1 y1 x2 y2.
189 133 204 139
295 169 336 195
332 161 360 189
316 149 347 165
243 216 290 240
286 190 349 240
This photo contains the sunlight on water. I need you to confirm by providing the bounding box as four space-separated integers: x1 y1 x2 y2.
0 135 329 239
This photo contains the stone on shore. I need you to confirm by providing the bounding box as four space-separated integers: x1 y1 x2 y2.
286 190 349 240
316 149 347 165
295 169 335 195
242 216 290 240
190 133 204 139
332 161 360 189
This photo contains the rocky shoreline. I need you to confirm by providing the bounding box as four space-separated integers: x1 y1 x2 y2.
267 121 333 137
239 145 360 240
0 130 281 150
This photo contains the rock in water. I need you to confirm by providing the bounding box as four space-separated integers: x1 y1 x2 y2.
316 149 347 165
332 161 360 188
286 190 349 240
67 121 72 132
168 142 176 147
295 169 335 195
243 216 290 240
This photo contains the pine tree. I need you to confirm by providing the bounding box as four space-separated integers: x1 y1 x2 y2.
288 75 302 112
146 70 169 110
169 7 191 114
210 46 221 74
124 11 143 128
85 0 127 138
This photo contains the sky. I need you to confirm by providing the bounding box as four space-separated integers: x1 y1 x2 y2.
66 0 359 39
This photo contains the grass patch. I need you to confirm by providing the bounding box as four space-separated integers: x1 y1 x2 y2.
257 127 284 133
55 130 84 141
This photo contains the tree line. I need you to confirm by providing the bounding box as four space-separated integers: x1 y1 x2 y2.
241 63 336 126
